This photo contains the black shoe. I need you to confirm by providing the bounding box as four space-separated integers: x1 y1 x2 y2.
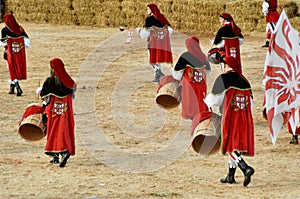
59 152 70 168
237 155 255 187
243 166 255 187
16 87 23 96
289 135 299 145
262 41 269 48
220 175 237 184
8 83 15 94
15 81 23 96
49 153 59 164
152 76 160 83
220 167 236 184
49 156 59 164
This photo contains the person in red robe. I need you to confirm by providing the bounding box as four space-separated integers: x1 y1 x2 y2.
171 36 210 119
40 58 76 168
0 13 30 96
212 13 243 74
262 0 279 48
205 56 255 187
136 3 173 83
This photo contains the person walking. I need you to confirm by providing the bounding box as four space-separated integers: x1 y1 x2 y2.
136 3 173 83
205 56 255 187
40 58 76 168
171 36 210 119
0 13 30 96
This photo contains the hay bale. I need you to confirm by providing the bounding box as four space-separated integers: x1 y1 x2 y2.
3 0 300 34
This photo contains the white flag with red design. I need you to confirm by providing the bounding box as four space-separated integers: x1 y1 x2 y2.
262 10 300 145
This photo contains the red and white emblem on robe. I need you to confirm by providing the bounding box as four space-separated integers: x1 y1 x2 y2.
231 94 249 111
51 101 68 117
149 26 173 64
11 41 24 53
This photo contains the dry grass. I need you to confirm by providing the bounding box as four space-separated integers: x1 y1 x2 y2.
3 0 300 34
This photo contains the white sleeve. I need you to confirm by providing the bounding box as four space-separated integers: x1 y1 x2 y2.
239 38 244 45
204 93 225 108
216 40 225 48
262 2 269 16
138 28 150 39
168 26 173 37
0 40 7 46
24 37 30 48
170 68 183 81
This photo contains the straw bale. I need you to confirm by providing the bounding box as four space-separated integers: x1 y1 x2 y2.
3 0 300 34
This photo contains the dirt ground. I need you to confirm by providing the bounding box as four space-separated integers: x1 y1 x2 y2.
0 23 299 199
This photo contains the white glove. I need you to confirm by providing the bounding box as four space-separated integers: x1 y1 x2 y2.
135 27 141 34
36 87 42 94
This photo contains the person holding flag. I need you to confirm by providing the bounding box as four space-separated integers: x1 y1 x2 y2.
205 56 255 187
262 10 300 145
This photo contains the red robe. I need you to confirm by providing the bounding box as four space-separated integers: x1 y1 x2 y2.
266 0 279 23
44 95 75 155
181 66 208 119
288 123 300 135
222 89 254 156
222 38 242 74
149 26 172 65
6 37 27 80
207 71 254 156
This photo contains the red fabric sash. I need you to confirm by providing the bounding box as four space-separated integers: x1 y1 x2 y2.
149 26 172 64
7 37 27 80
44 95 75 155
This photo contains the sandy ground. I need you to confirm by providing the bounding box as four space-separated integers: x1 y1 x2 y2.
0 23 299 199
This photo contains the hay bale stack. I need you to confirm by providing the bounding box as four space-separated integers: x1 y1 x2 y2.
3 0 300 34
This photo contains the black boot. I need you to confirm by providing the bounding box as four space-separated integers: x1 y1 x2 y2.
49 153 59 164
59 151 70 168
262 40 269 48
8 83 15 94
15 81 23 96
220 167 237 184
289 135 299 145
154 69 165 84
152 71 160 83
237 159 255 187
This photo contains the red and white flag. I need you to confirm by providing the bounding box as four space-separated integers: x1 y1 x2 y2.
262 10 300 144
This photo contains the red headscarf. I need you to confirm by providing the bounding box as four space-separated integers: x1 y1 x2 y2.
4 14 24 36
185 36 209 65
50 58 76 89
220 13 241 35
147 4 169 25
223 56 242 75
